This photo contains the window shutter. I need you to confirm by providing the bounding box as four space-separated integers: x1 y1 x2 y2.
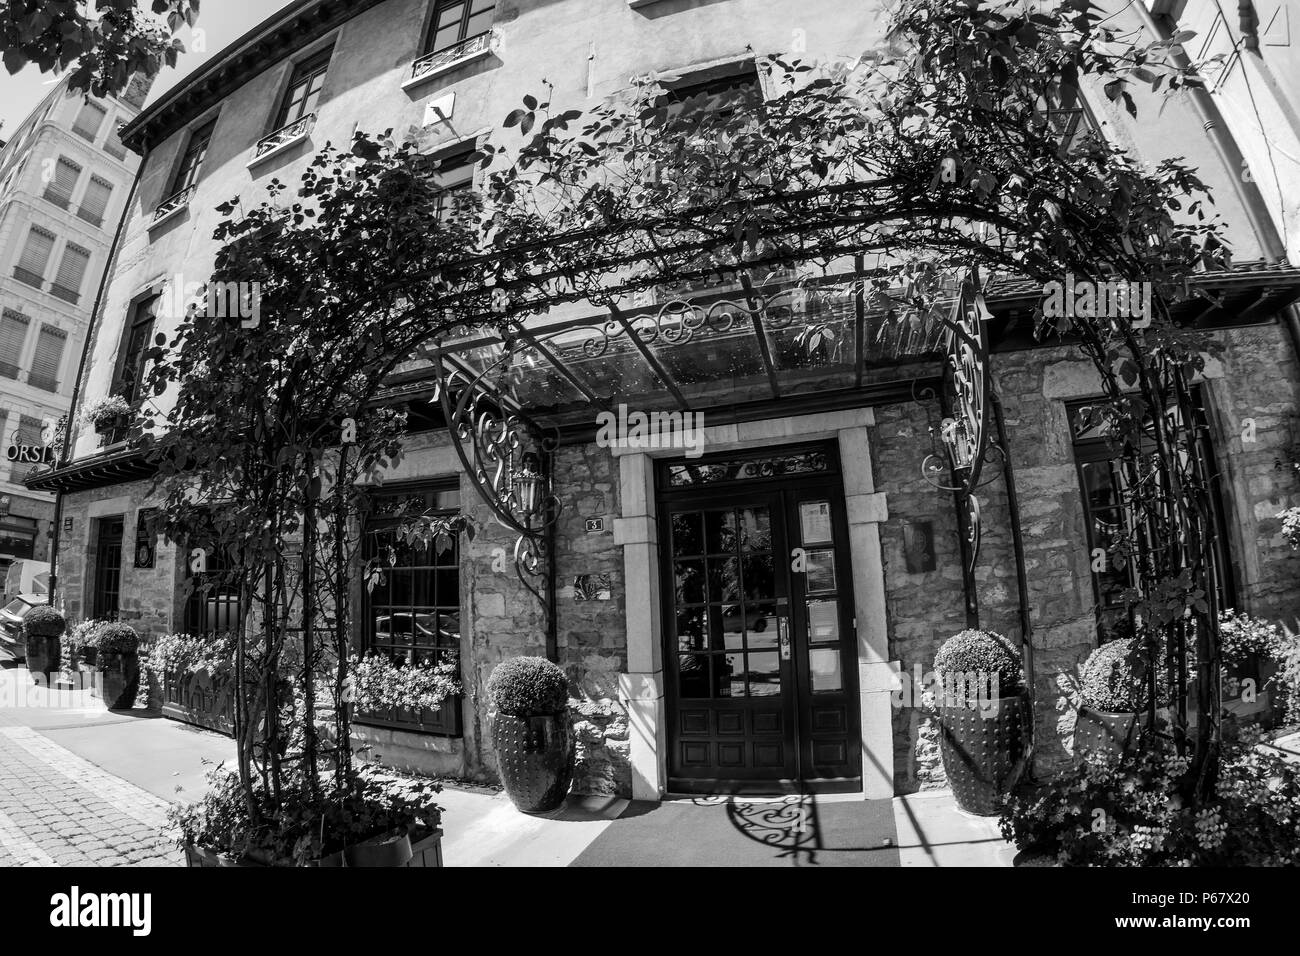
78 176 113 225
72 100 107 141
0 309 31 378
44 156 81 208
28 324 68 391
52 243 91 300
16 227 55 281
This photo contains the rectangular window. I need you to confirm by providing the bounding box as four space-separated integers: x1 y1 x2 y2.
42 156 82 209
171 120 216 196
426 0 496 54
93 518 125 620
14 226 56 287
78 175 113 227
1069 394 1233 637
116 295 160 408
50 243 91 304
430 145 476 220
274 48 333 130
183 535 242 635
104 123 128 161
28 324 67 392
72 100 108 142
359 483 463 736
0 309 31 379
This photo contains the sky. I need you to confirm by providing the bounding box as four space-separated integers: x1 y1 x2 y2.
0 0 298 140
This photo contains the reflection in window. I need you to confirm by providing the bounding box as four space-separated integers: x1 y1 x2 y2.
360 484 463 735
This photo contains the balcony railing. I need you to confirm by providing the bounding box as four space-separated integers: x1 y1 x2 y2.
49 284 80 305
104 142 127 161
252 113 315 162
27 373 59 392
42 189 71 209
13 267 43 288
0 361 19 380
77 206 105 227
152 184 195 225
407 32 493 87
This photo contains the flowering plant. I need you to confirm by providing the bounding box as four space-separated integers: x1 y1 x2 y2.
169 764 444 866
1000 741 1300 866
347 652 460 714
80 395 132 431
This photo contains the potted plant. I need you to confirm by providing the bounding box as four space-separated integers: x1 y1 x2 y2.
172 765 444 867
1074 623 1159 759
22 606 66 684
80 395 132 437
933 628 1029 816
67 619 107 669
92 622 141 709
486 656 574 813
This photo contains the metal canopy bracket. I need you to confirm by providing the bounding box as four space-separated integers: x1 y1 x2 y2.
431 344 562 643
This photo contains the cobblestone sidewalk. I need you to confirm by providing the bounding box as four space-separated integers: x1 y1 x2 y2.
0 726 179 867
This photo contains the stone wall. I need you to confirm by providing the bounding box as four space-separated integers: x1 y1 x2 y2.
874 321 1300 792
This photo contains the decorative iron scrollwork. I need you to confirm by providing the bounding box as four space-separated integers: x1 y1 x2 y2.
432 344 562 615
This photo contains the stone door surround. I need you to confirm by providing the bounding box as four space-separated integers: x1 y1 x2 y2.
612 408 894 800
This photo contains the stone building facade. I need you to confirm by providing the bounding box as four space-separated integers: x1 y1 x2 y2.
29 0 1300 801
0 75 148 589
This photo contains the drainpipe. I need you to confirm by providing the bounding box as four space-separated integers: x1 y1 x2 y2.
1133 2 1300 362
48 138 150 604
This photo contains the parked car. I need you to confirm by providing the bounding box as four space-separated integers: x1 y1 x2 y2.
0 593 48 663
3 559 50 604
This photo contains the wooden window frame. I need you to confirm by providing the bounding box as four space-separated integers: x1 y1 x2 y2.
423 0 496 56
272 47 334 132
355 480 464 737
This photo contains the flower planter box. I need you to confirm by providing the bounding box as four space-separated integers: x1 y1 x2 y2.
162 666 235 737
96 651 140 709
183 828 443 868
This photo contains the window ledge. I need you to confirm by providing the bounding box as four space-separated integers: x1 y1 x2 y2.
148 193 192 232
247 115 315 169
627 0 666 8
402 34 494 92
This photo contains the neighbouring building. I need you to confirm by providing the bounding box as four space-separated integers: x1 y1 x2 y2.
0 73 149 585
28 0 1300 801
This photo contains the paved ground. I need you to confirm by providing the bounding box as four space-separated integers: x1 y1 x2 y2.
0 662 1015 867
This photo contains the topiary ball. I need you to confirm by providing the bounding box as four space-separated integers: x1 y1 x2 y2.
23 605 67 638
486 657 570 717
1080 637 1151 712
934 628 1023 696
93 622 140 656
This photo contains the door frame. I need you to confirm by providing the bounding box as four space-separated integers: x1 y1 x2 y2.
656 446 863 794
613 407 895 802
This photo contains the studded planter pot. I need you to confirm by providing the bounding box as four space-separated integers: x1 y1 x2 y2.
1073 706 1140 760
96 652 140 710
937 690 1030 816
491 711 574 813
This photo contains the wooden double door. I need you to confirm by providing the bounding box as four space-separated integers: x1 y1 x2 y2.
659 445 861 794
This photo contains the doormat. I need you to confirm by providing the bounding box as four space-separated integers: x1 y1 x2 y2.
570 795 899 867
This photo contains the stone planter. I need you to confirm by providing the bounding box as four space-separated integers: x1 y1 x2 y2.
26 636 59 683
97 651 140 709
937 690 1030 816
184 828 443 868
1073 705 1140 760
491 711 574 813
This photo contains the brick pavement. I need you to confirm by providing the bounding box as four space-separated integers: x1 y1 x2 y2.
0 724 180 867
